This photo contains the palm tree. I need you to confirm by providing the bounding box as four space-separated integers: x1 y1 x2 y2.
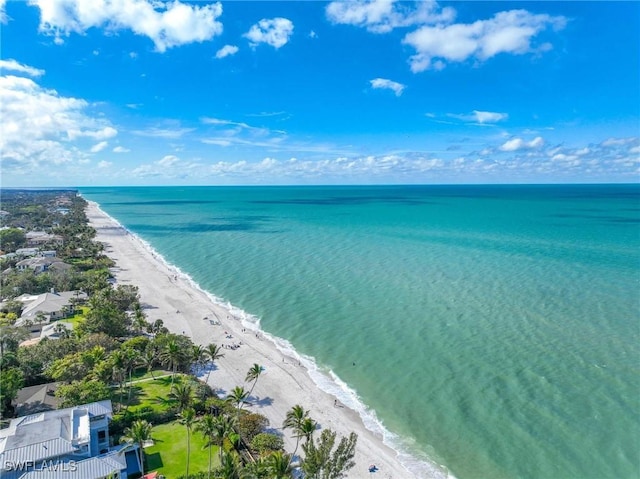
137 347 157 380
196 413 217 479
227 386 249 416
282 404 309 466
169 381 194 412
296 417 317 444
268 451 293 479
204 343 224 384
245 363 263 402
179 407 196 479
120 419 152 474
244 456 270 479
192 344 207 375
219 451 241 479
159 338 183 386
213 415 237 462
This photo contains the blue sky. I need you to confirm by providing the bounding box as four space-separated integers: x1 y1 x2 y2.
1 0 638 186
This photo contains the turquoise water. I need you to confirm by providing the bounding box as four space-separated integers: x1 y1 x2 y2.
80 185 640 479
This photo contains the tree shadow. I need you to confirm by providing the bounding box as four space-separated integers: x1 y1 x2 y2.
252 396 273 408
145 451 164 471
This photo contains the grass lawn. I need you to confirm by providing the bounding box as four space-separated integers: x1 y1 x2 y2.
144 420 220 478
59 305 88 328
114 373 192 414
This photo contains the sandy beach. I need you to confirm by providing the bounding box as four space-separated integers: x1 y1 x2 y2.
86 201 424 479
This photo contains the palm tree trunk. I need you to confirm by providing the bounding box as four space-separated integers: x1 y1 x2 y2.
186 428 190 478
208 441 212 479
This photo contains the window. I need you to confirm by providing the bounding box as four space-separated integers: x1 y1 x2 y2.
98 430 107 441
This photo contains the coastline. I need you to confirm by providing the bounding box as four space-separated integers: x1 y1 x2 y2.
85 200 448 479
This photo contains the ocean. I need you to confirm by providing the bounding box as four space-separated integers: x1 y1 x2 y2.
79 184 640 479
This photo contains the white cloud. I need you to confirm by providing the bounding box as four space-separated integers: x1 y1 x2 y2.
244 18 294 49
403 9 566 72
98 160 112 168
499 136 544 152
0 0 7 23
326 0 455 34
0 59 45 77
90 141 108 153
472 110 508 124
215 44 239 59
113 146 130 153
370 78 405 96
309 30 317 38
448 110 508 124
0 73 118 172
132 127 194 139
157 154 180 167
28 0 224 52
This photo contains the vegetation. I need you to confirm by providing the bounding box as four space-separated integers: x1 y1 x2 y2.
0 190 359 479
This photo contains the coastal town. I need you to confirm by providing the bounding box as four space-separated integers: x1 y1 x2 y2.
0 190 412 479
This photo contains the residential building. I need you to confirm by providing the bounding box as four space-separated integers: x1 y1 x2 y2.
0 400 140 479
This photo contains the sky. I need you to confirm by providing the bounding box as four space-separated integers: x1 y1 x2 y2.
0 0 639 187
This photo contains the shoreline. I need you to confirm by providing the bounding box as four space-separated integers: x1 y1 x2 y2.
85 200 448 479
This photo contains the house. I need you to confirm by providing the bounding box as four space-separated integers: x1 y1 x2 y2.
15 248 39 258
25 232 63 248
0 400 140 479
12 291 87 333
16 257 55 274
13 383 61 416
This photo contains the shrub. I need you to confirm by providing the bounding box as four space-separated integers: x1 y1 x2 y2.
251 433 284 454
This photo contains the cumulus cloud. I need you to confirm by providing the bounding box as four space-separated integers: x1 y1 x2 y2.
0 70 118 172
326 0 455 33
216 44 239 59
28 0 224 52
0 59 45 77
113 146 130 153
499 136 544 152
90 141 108 153
370 78 406 96
244 18 294 49
98 160 112 168
403 9 566 72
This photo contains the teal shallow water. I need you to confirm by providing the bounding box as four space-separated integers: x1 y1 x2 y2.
80 185 640 479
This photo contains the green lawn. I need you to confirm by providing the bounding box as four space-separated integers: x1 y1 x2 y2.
144 420 220 478
114 373 191 414
58 305 88 328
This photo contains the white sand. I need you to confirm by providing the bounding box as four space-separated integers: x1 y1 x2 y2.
86 201 429 479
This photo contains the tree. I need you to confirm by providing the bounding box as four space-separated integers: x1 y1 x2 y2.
55 379 110 407
159 337 185 386
268 451 293 479
251 433 284 455
0 367 24 419
226 386 249 415
0 325 28 356
300 429 357 479
170 381 194 412
78 294 129 337
120 419 153 475
213 415 237 462
282 404 309 465
204 342 224 385
238 412 269 443
179 407 196 479
0 228 26 252
296 417 317 444
137 346 157 380
192 345 207 374
218 452 241 479
196 413 217 479
245 363 263 402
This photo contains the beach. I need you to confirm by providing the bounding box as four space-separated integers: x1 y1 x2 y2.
86 200 427 479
